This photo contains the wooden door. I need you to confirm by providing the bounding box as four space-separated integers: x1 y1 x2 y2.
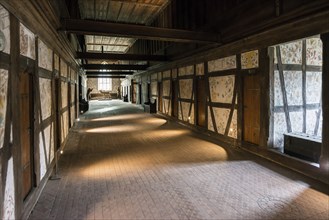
158 82 162 111
243 73 260 145
171 80 178 117
197 77 206 127
19 72 33 200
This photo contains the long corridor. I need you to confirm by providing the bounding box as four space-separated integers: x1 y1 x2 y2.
28 100 329 220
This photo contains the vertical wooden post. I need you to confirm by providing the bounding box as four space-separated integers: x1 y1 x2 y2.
259 48 270 148
10 14 22 219
320 33 329 170
236 54 243 146
268 47 275 148
34 37 41 185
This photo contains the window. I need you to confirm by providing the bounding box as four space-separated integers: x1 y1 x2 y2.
98 78 112 91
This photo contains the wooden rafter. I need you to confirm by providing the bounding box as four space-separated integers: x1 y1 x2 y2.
77 52 168 61
108 0 164 7
60 19 221 44
86 71 134 75
83 64 148 70
86 75 126 78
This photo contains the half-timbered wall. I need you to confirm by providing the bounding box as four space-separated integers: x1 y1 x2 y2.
271 36 323 150
0 4 79 219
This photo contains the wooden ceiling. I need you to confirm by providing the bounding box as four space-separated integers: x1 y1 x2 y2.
61 0 220 75
78 0 169 55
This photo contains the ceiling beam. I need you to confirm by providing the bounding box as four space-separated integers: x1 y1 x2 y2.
83 64 148 70
108 0 164 7
77 52 168 61
60 19 221 44
86 75 126 78
86 71 134 75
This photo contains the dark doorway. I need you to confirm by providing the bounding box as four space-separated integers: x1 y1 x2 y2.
243 73 260 145
196 77 206 127
19 71 34 200
171 80 178 117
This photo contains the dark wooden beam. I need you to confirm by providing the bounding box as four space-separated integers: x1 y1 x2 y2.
85 71 134 75
86 75 126 78
60 18 221 44
77 52 168 61
83 64 148 70
320 33 329 171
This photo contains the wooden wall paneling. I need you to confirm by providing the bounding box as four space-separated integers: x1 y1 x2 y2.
10 14 22 219
276 46 292 133
205 61 218 133
320 33 329 170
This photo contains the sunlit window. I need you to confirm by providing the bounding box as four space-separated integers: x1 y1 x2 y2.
98 78 112 91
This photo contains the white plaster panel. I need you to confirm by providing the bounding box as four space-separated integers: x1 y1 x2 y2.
151 81 157 96
273 112 286 149
39 124 54 180
279 41 302 64
4 157 15 220
228 110 238 139
196 63 204 76
87 78 99 93
306 37 322 66
274 71 283 106
241 50 259 69
71 105 75 126
208 55 236 72
61 81 68 108
163 70 171 78
0 5 10 54
179 79 193 99
290 111 303 133
60 60 68 78
178 65 194 76
38 39 53 71
306 109 322 137
209 75 235 103
212 107 230 135
162 98 171 116
54 54 59 71
207 107 214 132
284 71 302 106
20 23 35 59
61 111 69 144
178 101 194 124
0 69 8 149
71 84 75 103
162 80 170 97
39 78 52 120
306 72 322 104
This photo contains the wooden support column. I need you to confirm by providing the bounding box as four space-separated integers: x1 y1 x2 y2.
10 14 22 219
320 33 329 170
259 48 270 148
236 54 243 146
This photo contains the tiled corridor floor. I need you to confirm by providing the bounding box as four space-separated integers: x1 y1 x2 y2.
29 100 329 220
